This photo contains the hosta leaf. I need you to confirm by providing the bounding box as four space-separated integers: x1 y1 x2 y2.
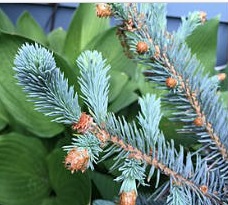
63 3 109 65
186 16 220 75
46 149 91 205
16 11 47 45
89 171 120 200
0 118 7 131
0 8 15 32
0 133 50 205
109 70 128 103
108 80 138 113
47 27 66 54
160 117 197 147
84 27 137 78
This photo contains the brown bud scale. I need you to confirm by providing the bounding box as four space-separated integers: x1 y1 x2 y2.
96 3 112 18
72 112 94 133
200 185 208 194
136 41 148 54
64 148 89 174
166 77 177 88
119 190 137 205
193 117 204 127
199 11 207 24
218 73 226 81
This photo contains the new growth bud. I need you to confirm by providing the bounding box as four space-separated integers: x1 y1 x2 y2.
64 148 89 173
119 190 137 205
218 73 226 81
166 77 177 88
136 41 149 54
96 3 112 18
199 11 207 24
193 117 204 127
72 112 94 133
200 185 208 194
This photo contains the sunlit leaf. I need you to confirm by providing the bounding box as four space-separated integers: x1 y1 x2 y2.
0 9 15 32
186 16 220 75
63 3 109 65
47 27 66 54
16 11 47 45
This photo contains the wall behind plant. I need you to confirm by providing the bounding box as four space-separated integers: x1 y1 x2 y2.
0 3 227 66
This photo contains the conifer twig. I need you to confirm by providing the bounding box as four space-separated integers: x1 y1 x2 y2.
106 2 228 179
65 111 224 204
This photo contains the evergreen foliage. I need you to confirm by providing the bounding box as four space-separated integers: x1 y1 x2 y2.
77 50 110 124
63 133 102 170
109 3 228 203
13 3 228 205
14 43 81 124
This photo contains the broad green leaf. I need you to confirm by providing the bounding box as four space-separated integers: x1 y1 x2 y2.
109 70 128 103
16 11 47 45
0 9 15 32
186 16 220 75
46 149 91 205
108 80 138 113
41 198 57 205
47 27 66 54
63 3 109 65
0 31 63 137
89 171 120 200
84 27 137 78
0 99 9 123
0 101 7 131
93 199 115 205
53 48 80 92
0 133 50 205
160 117 197 147
0 133 91 205
0 118 7 131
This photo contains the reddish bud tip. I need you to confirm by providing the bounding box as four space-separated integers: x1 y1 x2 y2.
72 112 93 133
193 117 204 127
200 185 208 194
119 190 137 205
96 3 112 18
136 42 149 54
166 77 177 88
199 11 207 23
64 148 89 173
218 73 226 81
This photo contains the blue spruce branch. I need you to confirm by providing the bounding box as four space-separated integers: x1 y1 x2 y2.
108 2 228 187
77 50 110 125
13 43 81 124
